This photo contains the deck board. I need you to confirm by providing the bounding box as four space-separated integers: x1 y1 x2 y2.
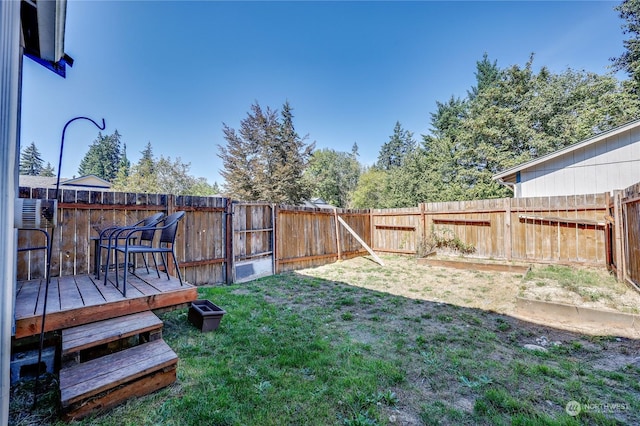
128 273 164 295
62 311 163 355
14 269 198 339
73 275 108 306
14 279 41 317
59 276 83 311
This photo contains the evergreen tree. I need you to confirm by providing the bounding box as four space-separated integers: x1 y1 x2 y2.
351 142 359 158
455 56 640 199
40 162 56 177
114 143 131 187
139 142 155 175
611 0 640 94
376 122 415 170
468 53 501 100
218 101 314 203
384 51 640 204
78 130 124 181
19 142 44 175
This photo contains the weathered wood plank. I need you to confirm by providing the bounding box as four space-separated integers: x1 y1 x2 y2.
14 279 41 317
59 274 83 311
62 311 162 355
63 365 176 421
60 339 177 406
74 274 108 306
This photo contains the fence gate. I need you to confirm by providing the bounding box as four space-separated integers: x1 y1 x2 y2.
232 202 275 283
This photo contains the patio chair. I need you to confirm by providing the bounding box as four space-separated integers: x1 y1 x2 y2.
107 211 186 297
97 212 165 280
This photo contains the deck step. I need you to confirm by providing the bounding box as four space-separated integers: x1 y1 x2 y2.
62 311 163 356
60 339 178 420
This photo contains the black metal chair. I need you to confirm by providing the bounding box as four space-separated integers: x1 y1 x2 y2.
97 212 165 280
107 211 186 296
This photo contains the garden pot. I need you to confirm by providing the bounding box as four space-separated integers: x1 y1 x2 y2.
188 300 226 332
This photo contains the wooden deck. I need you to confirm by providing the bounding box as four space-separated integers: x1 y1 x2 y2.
14 270 198 339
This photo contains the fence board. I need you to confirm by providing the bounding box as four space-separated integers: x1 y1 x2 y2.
622 182 640 288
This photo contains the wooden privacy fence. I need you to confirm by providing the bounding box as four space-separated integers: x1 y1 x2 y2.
16 186 228 285
372 194 609 266
17 184 638 285
617 182 640 289
16 187 369 285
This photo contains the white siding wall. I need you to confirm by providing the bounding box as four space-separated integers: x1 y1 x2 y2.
1 2 21 423
519 129 640 197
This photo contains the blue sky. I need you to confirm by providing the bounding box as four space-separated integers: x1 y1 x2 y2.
21 1 628 185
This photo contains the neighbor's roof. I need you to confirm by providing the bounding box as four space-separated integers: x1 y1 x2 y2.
19 175 112 190
493 118 640 183
302 197 336 209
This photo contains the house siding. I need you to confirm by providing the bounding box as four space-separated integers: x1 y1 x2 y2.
517 128 640 197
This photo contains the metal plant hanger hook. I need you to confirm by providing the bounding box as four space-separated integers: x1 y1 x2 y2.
34 116 105 408
55 116 106 199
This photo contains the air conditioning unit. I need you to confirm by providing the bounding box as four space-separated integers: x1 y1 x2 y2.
14 199 58 229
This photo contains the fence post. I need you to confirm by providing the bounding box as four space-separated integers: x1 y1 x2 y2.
272 204 278 274
504 198 512 261
334 208 342 261
419 203 426 249
224 198 233 284
370 209 375 251
166 194 175 215
613 190 625 281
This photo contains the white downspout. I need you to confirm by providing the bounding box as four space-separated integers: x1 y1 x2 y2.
0 2 22 424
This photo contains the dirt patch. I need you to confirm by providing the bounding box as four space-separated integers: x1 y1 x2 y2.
520 267 640 314
297 254 640 337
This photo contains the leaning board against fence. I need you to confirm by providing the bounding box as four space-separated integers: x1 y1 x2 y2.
275 206 370 273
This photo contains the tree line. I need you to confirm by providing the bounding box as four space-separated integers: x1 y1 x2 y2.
219 1 640 207
20 1 640 205
20 133 220 196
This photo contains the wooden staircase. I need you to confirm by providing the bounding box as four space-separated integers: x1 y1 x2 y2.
59 311 178 421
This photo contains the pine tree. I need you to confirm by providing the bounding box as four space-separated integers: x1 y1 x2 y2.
41 162 56 177
272 101 315 204
351 142 359 158
78 130 124 181
19 142 44 175
611 0 640 94
139 142 155 174
468 53 501 100
114 143 131 187
218 101 314 203
376 122 415 170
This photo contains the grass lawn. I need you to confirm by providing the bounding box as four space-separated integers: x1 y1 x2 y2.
10 255 640 425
